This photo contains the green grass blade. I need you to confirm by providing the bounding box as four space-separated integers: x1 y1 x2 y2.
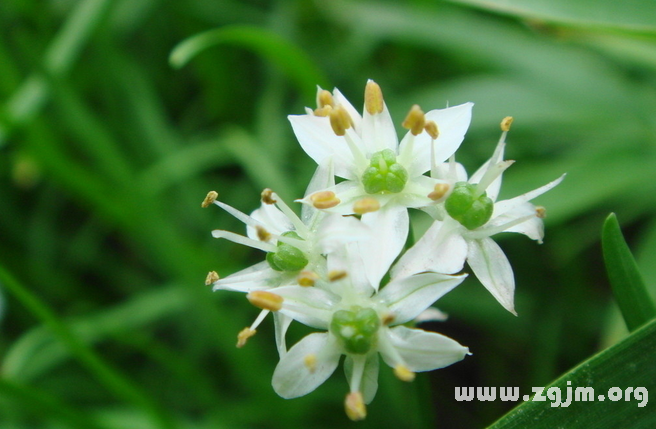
602 213 656 331
170 25 328 100
488 317 656 428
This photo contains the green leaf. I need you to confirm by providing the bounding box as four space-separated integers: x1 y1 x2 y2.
602 213 656 331
445 0 656 34
169 25 328 100
488 317 656 428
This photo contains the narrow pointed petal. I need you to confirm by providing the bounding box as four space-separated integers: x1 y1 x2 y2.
288 114 357 179
488 201 544 242
360 205 409 288
247 203 294 240
377 272 467 324
391 219 467 279
466 237 516 315
493 174 566 218
327 243 374 296
468 145 507 202
272 332 341 398
383 326 469 371
274 312 293 358
273 285 340 329
344 353 380 404
361 102 398 154
213 261 293 292
316 214 371 254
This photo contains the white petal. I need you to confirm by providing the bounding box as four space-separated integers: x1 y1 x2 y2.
333 88 363 132
213 261 293 292
391 219 467 279
466 237 516 315
272 332 341 398
377 272 467 325
398 102 473 175
489 201 544 242
315 214 371 255
273 285 340 329
288 114 357 179
326 244 374 296
247 203 293 240
360 205 409 289
361 99 398 154
344 353 380 404
493 174 566 218
382 326 469 372
302 160 336 225
274 312 293 358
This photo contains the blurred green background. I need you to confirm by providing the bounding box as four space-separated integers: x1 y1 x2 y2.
1 0 655 428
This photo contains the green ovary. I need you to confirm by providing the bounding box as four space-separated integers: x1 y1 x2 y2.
445 182 494 230
266 231 308 272
361 149 408 194
330 307 380 354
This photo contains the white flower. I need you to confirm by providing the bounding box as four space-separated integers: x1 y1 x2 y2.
259 243 469 420
289 80 473 286
392 119 565 314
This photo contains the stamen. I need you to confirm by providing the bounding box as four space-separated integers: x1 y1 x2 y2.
402 104 425 136
297 270 319 287
500 116 514 132
269 191 311 238
310 191 341 209
328 270 348 282
247 291 284 312
201 191 218 208
381 312 395 326
364 80 384 115
256 225 271 242
535 206 546 219
212 230 278 253
428 183 450 201
261 188 277 204
304 354 317 373
394 364 415 382
205 271 219 285
329 105 352 136
425 121 439 139
236 327 256 348
313 104 332 117
353 197 380 214
345 391 367 421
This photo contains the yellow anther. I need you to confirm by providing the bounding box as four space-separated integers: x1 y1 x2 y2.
317 89 334 109
256 225 271 242
501 116 514 132
394 364 416 382
310 191 340 209
261 188 277 204
402 104 426 136
236 327 256 348
364 80 384 115
381 312 395 326
304 354 317 373
313 104 333 117
535 206 547 219
205 271 219 285
297 270 319 287
425 121 439 139
247 291 284 312
427 183 450 201
345 391 367 421
329 105 352 136
328 270 348 282
353 197 380 215
201 191 218 208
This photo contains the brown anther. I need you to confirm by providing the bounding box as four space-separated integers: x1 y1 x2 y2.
261 188 277 204
256 225 271 242
425 121 439 139
304 354 317 373
329 105 352 136
364 80 384 115
205 271 219 285
236 327 256 348
381 313 395 326
345 391 367 421
310 191 340 209
394 364 416 382
535 206 547 219
317 89 334 109
402 104 426 136
353 197 380 215
428 183 450 201
201 191 218 208
501 116 514 132
297 270 319 287
247 291 284 311
328 270 348 282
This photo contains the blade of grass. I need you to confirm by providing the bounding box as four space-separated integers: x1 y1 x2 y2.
602 213 656 331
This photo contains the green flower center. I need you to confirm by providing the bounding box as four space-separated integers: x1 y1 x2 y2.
266 231 308 272
361 149 408 194
444 182 494 230
330 307 380 354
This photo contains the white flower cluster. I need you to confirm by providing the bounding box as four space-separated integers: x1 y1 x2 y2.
203 80 563 420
